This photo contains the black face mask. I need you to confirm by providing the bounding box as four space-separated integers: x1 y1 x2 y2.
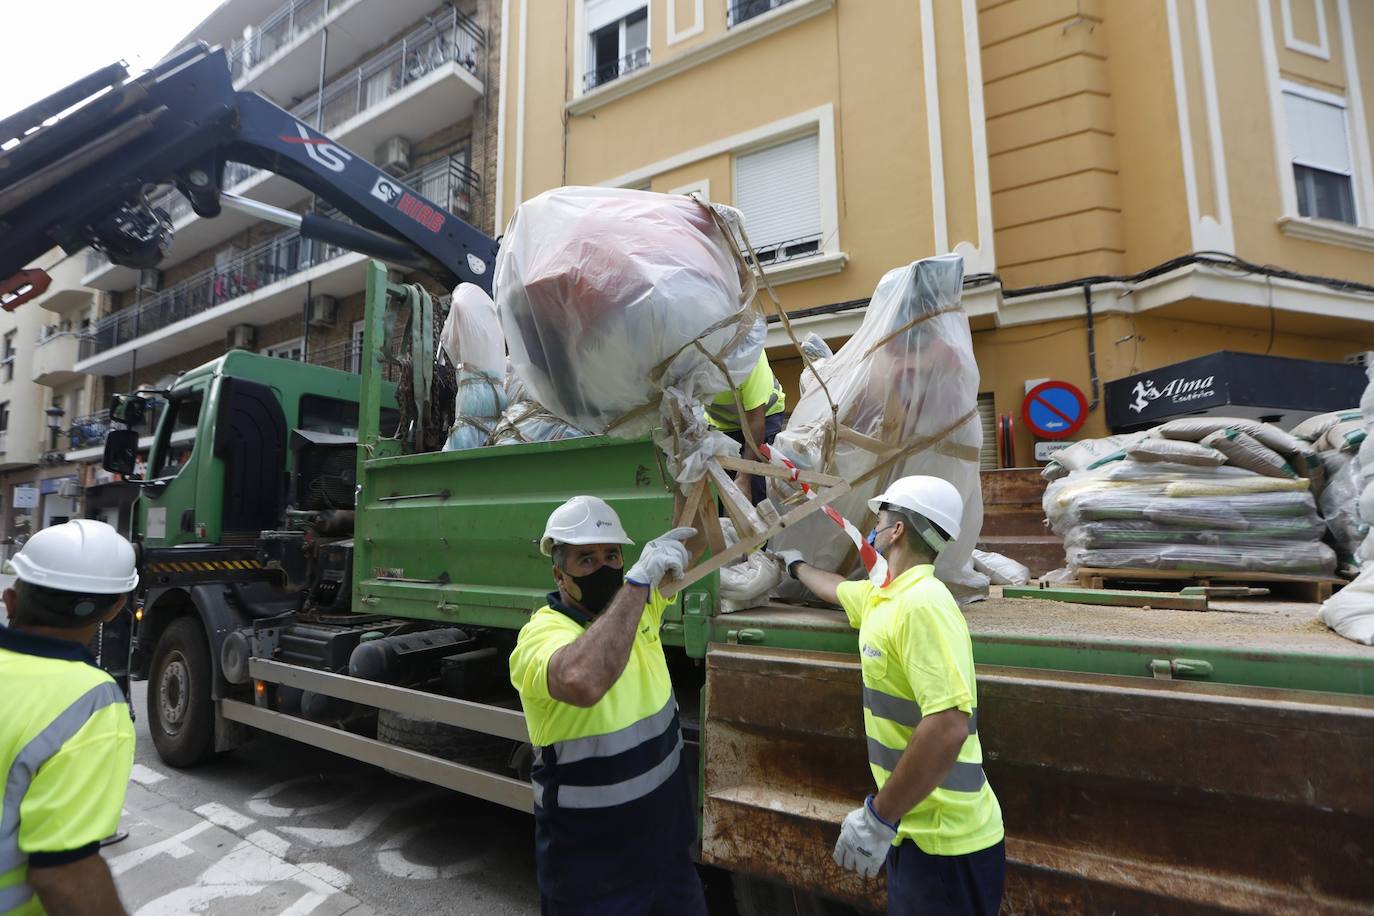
565 563 624 615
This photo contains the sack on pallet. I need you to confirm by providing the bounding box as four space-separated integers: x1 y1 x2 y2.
441 284 509 452
1040 432 1147 480
496 186 762 438
1319 454 1366 562
1319 572 1374 645
1199 428 1297 478
1318 418 1367 453
1126 438 1225 467
767 255 988 601
972 549 1029 586
1291 409 1362 443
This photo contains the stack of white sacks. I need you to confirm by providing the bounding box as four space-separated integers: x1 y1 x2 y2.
1042 420 1334 582
1318 362 1374 644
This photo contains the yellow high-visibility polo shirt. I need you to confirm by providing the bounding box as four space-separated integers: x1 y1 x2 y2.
1 626 134 916
706 351 786 431
836 565 1004 857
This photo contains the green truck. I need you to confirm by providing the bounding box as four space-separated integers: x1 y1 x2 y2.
107 262 1374 913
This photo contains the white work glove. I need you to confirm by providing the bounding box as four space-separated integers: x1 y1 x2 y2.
625 527 696 589
771 549 806 579
833 795 898 879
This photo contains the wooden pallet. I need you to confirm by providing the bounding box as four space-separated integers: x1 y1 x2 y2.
1074 567 1345 603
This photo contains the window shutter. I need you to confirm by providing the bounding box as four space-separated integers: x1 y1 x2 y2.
586 0 646 33
1284 91 1352 174
734 134 822 250
977 393 998 471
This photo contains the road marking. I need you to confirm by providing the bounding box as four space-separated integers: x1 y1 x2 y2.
108 821 213 876
192 802 255 832
280 791 442 848
129 764 167 785
247 829 291 858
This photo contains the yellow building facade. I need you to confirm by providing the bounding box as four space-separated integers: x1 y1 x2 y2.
497 0 1374 465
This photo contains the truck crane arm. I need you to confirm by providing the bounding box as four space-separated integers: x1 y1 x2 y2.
0 43 497 309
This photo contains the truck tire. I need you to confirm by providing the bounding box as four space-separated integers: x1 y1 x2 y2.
376 707 516 772
732 874 871 916
147 617 216 767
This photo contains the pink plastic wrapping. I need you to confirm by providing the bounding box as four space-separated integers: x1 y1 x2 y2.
495 187 763 438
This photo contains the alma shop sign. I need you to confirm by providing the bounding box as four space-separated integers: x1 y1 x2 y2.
1127 373 1218 414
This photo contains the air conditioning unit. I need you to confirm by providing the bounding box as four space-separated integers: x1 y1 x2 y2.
376 136 412 176
137 269 161 293
226 324 257 350
57 478 81 499
308 295 338 328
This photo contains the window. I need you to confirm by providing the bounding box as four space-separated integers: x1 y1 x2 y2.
585 1 649 91
733 133 822 264
977 393 998 470
1284 86 1357 224
2 331 15 382
264 337 305 362
728 0 793 28
152 393 202 479
299 394 400 438
0 402 9 432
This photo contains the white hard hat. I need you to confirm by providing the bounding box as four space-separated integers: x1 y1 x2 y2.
868 475 964 542
540 495 634 557
10 519 138 594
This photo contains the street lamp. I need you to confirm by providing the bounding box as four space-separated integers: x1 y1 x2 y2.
45 406 65 451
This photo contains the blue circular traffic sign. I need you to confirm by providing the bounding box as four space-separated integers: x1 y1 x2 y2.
1022 380 1088 440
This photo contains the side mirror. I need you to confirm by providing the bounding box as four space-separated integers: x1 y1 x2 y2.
111 393 148 427
102 428 140 477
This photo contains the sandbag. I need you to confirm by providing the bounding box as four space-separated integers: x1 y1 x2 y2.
1200 428 1296 479
972 550 1029 586
1319 572 1374 645
717 518 783 612
1318 418 1367 453
1126 438 1225 467
1159 416 1307 459
496 186 762 438
1044 433 1148 477
1291 409 1361 443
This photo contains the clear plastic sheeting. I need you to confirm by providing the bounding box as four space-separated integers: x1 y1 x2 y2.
718 518 784 612
495 186 763 438
767 255 987 601
1319 453 1366 563
441 284 508 452
491 363 587 446
1044 460 1334 578
972 550 1029 586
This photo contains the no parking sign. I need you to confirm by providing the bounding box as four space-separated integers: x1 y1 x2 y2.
1022 380 1088 440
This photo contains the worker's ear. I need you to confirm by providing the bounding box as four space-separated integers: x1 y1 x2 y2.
98 595 128 625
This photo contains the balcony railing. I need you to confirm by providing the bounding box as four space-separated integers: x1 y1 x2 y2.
229 0 336 82
750 232 823 266
80 155 477 360
293 8 483 134
583 47 650 92
67 411 112 451
727 0 797 27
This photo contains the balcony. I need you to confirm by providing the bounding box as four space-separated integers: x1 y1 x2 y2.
230 0 467 103
83 8 485 291
32 333 82 387
76 156 477 377
727 0 799 27
583 48 650 92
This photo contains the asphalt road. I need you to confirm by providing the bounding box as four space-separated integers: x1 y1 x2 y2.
113 680 543 916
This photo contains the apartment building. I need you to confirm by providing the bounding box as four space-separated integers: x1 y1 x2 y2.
0 251 104 551
498 0 1374 465
69 0 499 453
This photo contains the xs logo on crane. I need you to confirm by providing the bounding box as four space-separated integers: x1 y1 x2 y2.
281 123 353 173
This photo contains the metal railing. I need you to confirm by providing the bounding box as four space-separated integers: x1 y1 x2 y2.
294 8 483 134
583 47 650 91
727 0 796 27
229 0 335 81
750 232 823 265
80 155 477 360
67 411 113 451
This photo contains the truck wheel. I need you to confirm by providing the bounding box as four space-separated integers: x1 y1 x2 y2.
376 707 516 772
147 617 216 767
732 874 871 916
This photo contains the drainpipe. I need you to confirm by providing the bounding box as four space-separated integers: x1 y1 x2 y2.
1083 282 1100 411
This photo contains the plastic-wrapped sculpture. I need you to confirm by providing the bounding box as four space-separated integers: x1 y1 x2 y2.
768 255 987 600
440 284 508 451
495 187 764 452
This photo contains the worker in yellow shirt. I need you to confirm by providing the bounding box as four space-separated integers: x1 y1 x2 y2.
1 520 140 916
509 495 705 915
706 350 786 505
774 476 1004 915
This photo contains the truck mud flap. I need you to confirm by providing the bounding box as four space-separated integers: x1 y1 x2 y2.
702 644 1374 914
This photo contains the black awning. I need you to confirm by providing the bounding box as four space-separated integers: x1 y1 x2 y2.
1105 351 1365 432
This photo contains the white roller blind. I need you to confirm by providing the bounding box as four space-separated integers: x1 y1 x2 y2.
977 392 998 470
1284 90 1352 173
734 133 822 250
587 0 646 32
